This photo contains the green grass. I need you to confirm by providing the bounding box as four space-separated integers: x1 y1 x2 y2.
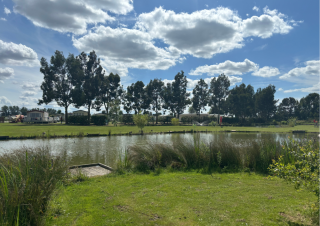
0 123 318 138
45 172 317 225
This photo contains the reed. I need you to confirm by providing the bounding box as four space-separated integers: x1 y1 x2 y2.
0 147 68 226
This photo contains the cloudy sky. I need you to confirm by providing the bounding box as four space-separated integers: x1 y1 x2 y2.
0 0 319 113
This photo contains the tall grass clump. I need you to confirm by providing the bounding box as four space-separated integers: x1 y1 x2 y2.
0 147 68 226
125 136 319 175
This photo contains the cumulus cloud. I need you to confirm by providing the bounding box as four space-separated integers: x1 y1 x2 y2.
21 83 39 91
0 40 39 66
252 66 280 77
0 96 12 105
4 7 10 14
252 6 259 12
19 96 38 104
12 0 133 34
280 60 319 79
189 59 258 76
0 18 6 21
278 88 283 91
134 7 298 58
21 91 36 97
73 26 184 76
0 67 14 83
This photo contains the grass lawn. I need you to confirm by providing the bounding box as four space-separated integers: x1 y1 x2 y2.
45 172 316 226
0 123 319 138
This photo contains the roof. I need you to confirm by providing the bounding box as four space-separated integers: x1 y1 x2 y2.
73 110 88 113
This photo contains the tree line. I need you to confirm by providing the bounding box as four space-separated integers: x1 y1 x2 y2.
2 50 318 123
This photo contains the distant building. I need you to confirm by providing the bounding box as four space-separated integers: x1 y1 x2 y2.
73 110 88 116
24 110 53 123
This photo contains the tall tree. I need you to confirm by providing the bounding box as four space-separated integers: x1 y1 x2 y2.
162 82 174 115
171 71 191 118
255 85 278 120
226 83 255 119
278 97 298 120
124 81 146 114
209 74 230 114
298 93 319 119
188 106 196 114
145 78 164 124
72 51 105 123
9 106 20 115
99 72 123 115
38 50 81 124
20 107 28 115
1 105 9 116
192 79 209 120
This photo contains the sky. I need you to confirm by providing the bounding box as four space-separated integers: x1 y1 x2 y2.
0 0 319 114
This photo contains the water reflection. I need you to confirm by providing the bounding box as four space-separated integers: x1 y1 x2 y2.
0 133 316 168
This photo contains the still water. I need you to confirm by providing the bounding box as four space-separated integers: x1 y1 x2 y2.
0 133 315 168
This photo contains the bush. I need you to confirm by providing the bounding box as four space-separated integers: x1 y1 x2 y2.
0 147 68 226
287 117 296 127
133 113 148 133
122 114 133 125
281 121 287 125
91 115 107 125
208 121 217 126
68 115 89 125
171 118 180 126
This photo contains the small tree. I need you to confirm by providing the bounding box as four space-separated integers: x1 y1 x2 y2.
171 118 179 126
133 113 148 133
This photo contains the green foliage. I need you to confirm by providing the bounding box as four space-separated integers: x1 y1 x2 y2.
133 113 148 132
281 121 287 125
171 118 179 126
68 115 89 125
287 117 297 127
208 121 217 126
70 168 89 183
209 73 230 113
0 147 67 226
91 115 107 125
192 78 209 115
255 85 278 120
122 114 133 125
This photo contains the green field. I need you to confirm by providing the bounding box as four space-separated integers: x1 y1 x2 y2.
45 172 317 226
0 123 318 138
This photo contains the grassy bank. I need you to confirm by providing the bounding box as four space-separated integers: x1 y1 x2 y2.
45 172 317 225
0 123 318 138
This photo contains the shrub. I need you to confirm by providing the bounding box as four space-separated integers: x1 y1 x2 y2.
91 115 107 125
0 147 68 226
281 121 287 125
287 117 296 127
68 116 89 125
133 113 148 133
122 114 133 125
171 118 180 126
208 121 216 126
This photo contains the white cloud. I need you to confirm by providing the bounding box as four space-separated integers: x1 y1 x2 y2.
0 96 12 105
283 83 320 93
189 59 258 76
4 7 11 14
0 40 39 66
12 0 133 34
19 96 38 104
252 6 259 12
278 88 283 91
0 18 6 21
254 44 267 50
280 60 319 79
21 91 36 97
252 66 280 77
73 26 184 76
135 7 298 58
21 83 40 91
0 67 14 83
246 14 249 17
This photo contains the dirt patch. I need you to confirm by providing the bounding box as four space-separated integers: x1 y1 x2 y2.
114 205 129 212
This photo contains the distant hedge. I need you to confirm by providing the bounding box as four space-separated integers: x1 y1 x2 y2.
68 116 89 125
91 115 107 125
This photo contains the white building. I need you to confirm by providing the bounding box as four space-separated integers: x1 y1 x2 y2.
24 110 53 123
73 110 88 116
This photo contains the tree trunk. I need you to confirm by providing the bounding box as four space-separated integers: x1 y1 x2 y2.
65 106 68 124
88 103 91 125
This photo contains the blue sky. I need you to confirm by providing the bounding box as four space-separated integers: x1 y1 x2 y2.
0 0 319 113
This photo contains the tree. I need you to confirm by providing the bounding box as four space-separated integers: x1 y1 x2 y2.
109 99 121 125
57 110 62 114
171 71 191 118
298 93 319 119
9 106 20 115
20 107 28 115
162 82 174 115
188 106 196 114
145 78 164 124
38 50 81 124
72 51 105 123
124 81 146 114
99 73 123 115
209 74 230 114
226 83 255 119
192 79 209 120
46 108 57 116
133 113 148 133
1 105 9 116
277 97 298 120
255 85 278 120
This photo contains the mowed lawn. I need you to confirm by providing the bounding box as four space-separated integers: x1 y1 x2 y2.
0 123 319 137
46 172 317 226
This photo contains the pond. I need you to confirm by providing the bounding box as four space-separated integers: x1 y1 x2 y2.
0 133 316 168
